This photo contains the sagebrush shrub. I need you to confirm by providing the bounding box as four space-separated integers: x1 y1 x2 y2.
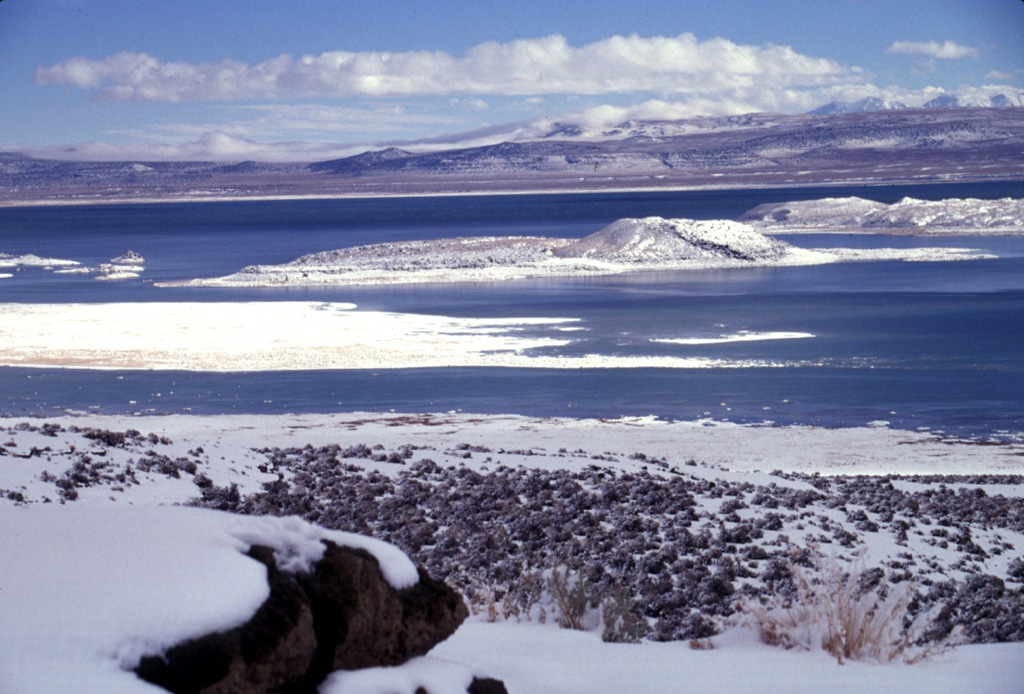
745 553 954 663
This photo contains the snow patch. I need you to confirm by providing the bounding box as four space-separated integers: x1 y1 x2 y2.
321 656 475 694
653 331 815 345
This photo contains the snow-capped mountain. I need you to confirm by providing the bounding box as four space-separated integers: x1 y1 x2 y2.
809 97 909 115
306 107 1024 178
923 93 1024 109
809 93 1023 115
536 113 786 141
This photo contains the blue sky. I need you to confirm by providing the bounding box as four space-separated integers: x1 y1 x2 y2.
1 0 1021 161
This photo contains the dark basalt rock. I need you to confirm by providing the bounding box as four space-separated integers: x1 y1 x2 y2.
467 677 510 694
137 540 475 694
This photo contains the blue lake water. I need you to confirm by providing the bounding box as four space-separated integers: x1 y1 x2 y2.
2 181 1023 439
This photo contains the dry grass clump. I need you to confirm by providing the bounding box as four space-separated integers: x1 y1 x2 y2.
467 564 648 643
746 553 956 663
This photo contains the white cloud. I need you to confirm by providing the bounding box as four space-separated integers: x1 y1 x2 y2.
202 103 456 138
20 78 1000 163
36 34 860 103
885 40 979 60
447 97 490 112
986 69 1024 82
17 132 368 163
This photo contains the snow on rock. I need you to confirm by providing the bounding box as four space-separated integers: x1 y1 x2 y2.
0 505 419 693
137 535 468 693
742 197 1024 233
110 250 146 265
96 250 146 281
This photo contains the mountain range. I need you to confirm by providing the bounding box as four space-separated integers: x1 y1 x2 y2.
2 106 1022 205
809 93 1023 115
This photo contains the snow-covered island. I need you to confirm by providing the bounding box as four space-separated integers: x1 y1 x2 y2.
742 196 1024 234
160 216 989 288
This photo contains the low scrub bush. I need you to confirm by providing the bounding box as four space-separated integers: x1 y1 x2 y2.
744 552 955 663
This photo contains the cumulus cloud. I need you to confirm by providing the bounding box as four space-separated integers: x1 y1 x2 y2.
35 33 860 102
885 40 979 60
17 77 1018 164
196 104 455 138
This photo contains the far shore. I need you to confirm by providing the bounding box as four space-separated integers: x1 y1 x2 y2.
3 174 1019 210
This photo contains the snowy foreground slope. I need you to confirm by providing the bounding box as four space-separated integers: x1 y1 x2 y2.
742 196 1024 234
163 216 988 287
2 413 1024 693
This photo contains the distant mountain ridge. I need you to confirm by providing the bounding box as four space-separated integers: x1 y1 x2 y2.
303 106 1024 180
3 106 1023 204
810 97 909 115
810 93 1023 115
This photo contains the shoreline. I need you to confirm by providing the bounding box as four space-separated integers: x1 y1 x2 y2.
3 175 1021 210
3 410 1021 477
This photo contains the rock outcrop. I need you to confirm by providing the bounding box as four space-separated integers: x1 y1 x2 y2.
136 539 485 694
554 216 791 262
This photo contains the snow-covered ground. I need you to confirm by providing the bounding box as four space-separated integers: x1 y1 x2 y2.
742 196 1024 234
433 622 1024 694
160 216 990 288
2 412 1023 693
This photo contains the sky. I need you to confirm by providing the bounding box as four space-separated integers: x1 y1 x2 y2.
1 0 1022 162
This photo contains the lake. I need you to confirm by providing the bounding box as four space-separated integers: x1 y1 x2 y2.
2 181 1022 440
